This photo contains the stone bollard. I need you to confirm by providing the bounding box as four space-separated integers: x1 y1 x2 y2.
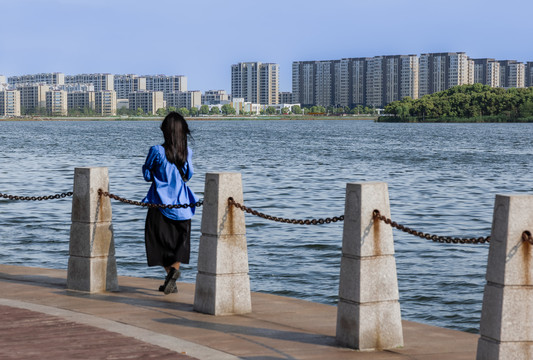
477 194 533 360
336 182 403 350
193 172 251 315
67 167 118 292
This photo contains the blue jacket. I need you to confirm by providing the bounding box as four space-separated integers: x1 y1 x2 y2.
142 145 198 220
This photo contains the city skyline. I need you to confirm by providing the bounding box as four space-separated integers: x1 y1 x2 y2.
1 0 532 93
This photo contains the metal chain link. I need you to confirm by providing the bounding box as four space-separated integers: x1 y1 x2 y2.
0 191 73 201
98 189 203 209
228 197 344 225
523 231 533 245
373 210 491 244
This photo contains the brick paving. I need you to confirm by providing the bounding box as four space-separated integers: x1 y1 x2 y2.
0 305 195 360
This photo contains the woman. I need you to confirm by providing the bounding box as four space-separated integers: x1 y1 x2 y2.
142 112 198 295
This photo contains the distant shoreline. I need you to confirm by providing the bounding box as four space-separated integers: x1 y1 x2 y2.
0 115 378 122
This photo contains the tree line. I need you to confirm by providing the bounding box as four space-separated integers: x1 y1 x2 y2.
381 84 533 122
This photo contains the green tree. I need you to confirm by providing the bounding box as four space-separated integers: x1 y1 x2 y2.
221 104 236 115
189 107 198 117
209 106 220 115
168 106 177 113
292 105 302 114
265 106 276 115
156 108 167 117
281 107 290 115
178 107 189 117
200 105 210 115
136 107 144 116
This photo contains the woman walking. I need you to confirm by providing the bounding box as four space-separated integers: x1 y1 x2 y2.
142 112 198 295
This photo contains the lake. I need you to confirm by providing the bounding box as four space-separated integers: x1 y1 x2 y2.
0 119 531 333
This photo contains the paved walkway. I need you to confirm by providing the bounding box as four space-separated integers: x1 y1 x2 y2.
0 264 479 359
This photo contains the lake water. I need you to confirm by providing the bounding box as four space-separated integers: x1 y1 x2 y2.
0 119 532 334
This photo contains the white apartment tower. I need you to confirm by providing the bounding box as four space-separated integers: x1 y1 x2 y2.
144 75 187 99
8 73 65 86
202 90 229 105
18 84 49 114
232 62 279 105
65 74 114 91
95 90 117 116
46 90 68 116
293 55 417 108
0 90 21 117
419 52 474 97
67 91 96 112
128 91 164 115
498 60 525 88
166 91 202 109
114 75 147 99
365 57 384 107
473 59 500 87
351 58 367 107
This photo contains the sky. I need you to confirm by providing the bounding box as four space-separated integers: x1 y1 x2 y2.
1 0 531 93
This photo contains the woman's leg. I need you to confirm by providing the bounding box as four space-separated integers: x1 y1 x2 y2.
164 262 181 274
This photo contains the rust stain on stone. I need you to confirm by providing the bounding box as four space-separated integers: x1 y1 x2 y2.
373 216 382 256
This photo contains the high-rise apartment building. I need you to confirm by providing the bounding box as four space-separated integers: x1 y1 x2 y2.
279 92 293 104
46 90 68 116
498 60 525 88
473 59 500 87
95 90 117 116
231 62 279 105
18 84 49 114
293 55 417 108
65 74 114 91
114 75 147 99
58 83 95 93
166 91 202 109
364 55 419 107
128 91 163 115
8 72 65 86
144 75 187 99
526 62 533 88
419 52 474 97
67 91 96 112
202 90 230 105
0 90 21 117
0 75 7 85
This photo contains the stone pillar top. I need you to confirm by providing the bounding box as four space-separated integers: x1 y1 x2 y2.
71 167 112 224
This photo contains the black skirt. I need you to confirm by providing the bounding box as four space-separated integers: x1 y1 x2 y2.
144 208 191 267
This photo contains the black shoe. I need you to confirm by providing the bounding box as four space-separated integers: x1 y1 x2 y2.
163 268 180 295
158 284 177 293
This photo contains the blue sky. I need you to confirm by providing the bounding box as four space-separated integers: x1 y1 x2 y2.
0 0 531 92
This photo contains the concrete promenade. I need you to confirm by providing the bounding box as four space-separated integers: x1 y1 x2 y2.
0 264 479 359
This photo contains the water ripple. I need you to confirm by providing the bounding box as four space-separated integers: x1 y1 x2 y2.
1 120 532 334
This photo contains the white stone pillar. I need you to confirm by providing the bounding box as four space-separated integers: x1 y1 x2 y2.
336 182 403 350
67 167 118 292
193 172 251 315
477 194 533 360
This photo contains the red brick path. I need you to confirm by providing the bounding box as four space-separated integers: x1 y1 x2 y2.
0 305 196 360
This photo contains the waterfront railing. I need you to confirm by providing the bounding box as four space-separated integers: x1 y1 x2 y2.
1 167 532 358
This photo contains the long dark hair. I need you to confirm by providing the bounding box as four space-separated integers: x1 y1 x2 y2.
160 112 191 169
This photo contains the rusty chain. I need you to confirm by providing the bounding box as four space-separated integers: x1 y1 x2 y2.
228 197 344 225
373 210 491 244
98 189 203 209
0 191 73 201
523 231 533 245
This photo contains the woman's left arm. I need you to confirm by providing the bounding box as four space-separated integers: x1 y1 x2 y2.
142 146 157 182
